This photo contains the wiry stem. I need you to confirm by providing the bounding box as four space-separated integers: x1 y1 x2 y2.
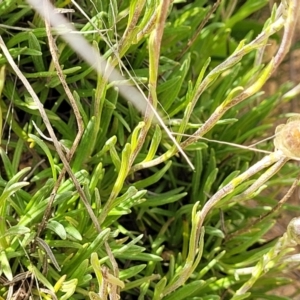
232 217 300 299
130 0 171 165
193 151 286 248
26 0 193 169
227 172 300 241
36 4 85 238
131 0 299 173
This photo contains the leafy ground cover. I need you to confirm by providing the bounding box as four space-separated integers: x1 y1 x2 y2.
1 0 300 299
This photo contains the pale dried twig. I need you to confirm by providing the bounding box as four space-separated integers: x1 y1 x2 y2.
36 1 85 237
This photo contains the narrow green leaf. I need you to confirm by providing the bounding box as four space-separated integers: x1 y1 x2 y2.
28 264 54 291
28 134 57 180
0 147 14 180
143 125 162 162
62 228 110 274
46 220 67 240
0 225 30 238
164 280 206 300
119 264 147 280
36 237 61 271
72 116 96 172
28 32 45 72
133 161 172 189
0 251 12 280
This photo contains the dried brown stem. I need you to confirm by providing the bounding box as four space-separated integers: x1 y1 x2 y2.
36 5 85 237
130 0 171 166
227 170 300 241
0 36 101 233
177 0 222 60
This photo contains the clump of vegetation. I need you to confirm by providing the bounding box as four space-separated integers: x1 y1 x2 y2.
1 0 300 299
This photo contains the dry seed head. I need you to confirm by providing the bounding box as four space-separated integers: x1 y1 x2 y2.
274 115 300 159
287 217 300 245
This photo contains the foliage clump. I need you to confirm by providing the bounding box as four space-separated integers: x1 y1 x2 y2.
1 0 300 299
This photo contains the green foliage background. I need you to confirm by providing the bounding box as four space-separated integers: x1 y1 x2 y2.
0 0 300 299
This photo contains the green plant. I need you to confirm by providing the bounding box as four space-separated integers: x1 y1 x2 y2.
1 0 300 299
